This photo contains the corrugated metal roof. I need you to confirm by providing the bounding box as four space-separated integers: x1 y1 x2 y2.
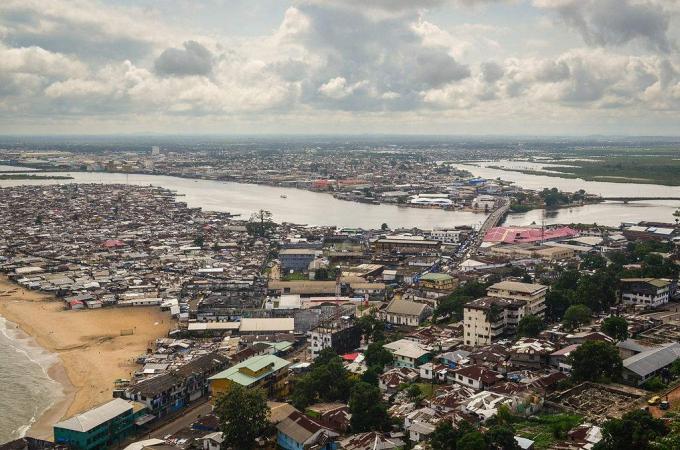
54 398 133 432
624 342 680 377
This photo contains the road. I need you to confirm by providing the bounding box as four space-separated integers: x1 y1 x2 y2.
456 197 510 264
149 402 213 439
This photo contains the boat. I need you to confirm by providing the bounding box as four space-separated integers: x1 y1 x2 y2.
280 194 288 199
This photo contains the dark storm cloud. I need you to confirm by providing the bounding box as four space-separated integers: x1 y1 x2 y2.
154 41 214 77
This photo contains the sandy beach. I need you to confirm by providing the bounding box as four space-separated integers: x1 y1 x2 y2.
0 277 173 440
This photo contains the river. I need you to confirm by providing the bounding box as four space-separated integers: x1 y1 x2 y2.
0 166 678 228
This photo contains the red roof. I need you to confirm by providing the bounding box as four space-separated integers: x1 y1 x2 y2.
484 226 578 244
342 352 360 362
103 239 125 248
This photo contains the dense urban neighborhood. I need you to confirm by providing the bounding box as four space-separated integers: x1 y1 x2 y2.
1 161 679 450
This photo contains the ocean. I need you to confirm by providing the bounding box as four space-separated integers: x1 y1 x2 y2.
0 316 64 444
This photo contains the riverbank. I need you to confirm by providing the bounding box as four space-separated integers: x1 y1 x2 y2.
0 277 173 440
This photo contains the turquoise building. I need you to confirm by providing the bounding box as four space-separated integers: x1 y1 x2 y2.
54 398 147 450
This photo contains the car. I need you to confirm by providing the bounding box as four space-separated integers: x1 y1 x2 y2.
648 396 661 405
660 400 670 410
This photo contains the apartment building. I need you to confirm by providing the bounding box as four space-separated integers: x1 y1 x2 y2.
463 296 526 347
486 280 548 317
620 278 673 308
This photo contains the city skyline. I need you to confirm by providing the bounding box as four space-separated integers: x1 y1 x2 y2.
1 0 679 135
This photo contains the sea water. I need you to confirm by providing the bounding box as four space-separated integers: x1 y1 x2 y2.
0 316 64 444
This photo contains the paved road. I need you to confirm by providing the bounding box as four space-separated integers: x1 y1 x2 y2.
149 402 213 439
456 197 510 264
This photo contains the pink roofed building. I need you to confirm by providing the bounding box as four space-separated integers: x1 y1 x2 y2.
484 226 579 244
102 239 125 248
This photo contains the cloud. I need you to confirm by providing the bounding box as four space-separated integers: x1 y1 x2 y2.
535 0 674 53
154 41 213 77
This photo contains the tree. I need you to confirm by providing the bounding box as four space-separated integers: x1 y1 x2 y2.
601 316 629 342
594 409 667 450
246 209 276 237
406 384 423 404
364 342 393 372
214 385 270 450
581 253 607 270
429 419 459 450
361 366 379 386
486 425 521 450
546 289 574 322
575 271 617 312
381 223 389 231
349 382 390 432
517 315 545 338
570 341 622 382
193 235 205 247
457 431 487 450
291 349 353 409
562 304 592 331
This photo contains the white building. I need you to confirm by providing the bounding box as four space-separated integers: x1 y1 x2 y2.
383 339 432 368
487 280 548 318
463 296 527 346
426 228 467 244
620 278 672 308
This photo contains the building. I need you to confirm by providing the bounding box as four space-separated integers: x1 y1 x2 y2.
279 249 322 273
487 280 548 317
309 317 362 360
453 365 501 391
54 399 146 450
276 410 339 450
426 228 468 244
383 339 433 368
380 299 432 327
209 354 291 399
419 273 457 291
622 342 680 386
463 297 526 346
620 278 673 308
371 237 441 254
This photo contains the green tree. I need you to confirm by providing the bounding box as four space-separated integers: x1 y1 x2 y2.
601 316 629 342
545 289 574 321
517 314 545 337
406 384 423 404
429 419 459 450
246 209 276 237
349 382 390 432
581 253 607 270
381 223 389 231
364 342 393 372
214 385 270 450
594 409 667 450
486 425 521 450
290 349 353 409
575 271 617 312
570 340 622 382
193 235 205 247
457 431 487 450
562 304 592 331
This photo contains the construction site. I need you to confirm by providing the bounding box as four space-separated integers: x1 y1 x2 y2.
547 382 648 423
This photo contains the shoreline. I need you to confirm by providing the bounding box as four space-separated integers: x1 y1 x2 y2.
0 276 173 441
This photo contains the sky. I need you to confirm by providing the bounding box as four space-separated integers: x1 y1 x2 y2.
1 0 680 136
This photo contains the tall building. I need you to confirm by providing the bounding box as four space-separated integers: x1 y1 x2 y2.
486 281 548 317
309 316 362 359
463 297 527 347
620 278 673 308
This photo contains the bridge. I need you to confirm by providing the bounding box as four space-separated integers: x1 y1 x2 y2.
454 197 510 265
602 197 680 203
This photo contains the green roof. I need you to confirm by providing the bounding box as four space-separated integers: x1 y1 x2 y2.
420 273 453 281
209 354 290 387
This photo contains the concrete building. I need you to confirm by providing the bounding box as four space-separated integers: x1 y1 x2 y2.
209 354 291 399
309 317 362 360
279 249 322 273
371 237 441 254
419 273 457 291
620 278 673 308
380 299 432 327
426 228 468 244
463 296 527 347
383 339 433 368
487 280 548 318
622 342 680 386
54 399 146 450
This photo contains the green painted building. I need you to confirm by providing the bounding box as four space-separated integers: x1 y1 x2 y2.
54 398 147 450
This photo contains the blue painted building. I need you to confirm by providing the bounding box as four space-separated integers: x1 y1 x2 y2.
276 410 338 450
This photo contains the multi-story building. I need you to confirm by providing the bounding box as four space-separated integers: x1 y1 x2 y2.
620 278 673 308
54 399 146 450
309 317 362 359
208 354 291 400
418 273 457 291
486 280 548 318
463 296 526 347
426 228 468 244
279 249 322 273
371 237 441 254
380 299 432 327
383 339 433 368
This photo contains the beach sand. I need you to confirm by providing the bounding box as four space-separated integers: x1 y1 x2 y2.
0 277 173 440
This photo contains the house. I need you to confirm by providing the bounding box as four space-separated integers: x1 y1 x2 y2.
380 299 432 327
209 354 291 399
486 280 548 318
54 399 146 450
622 342 680 385
305 403 351 433
464 391 513 422
419 362 448 383
338 432 405 450
276 410 339 450
549 344 580 374
452 364 502 391
383 339 433 368
378 368 419 393
620 278 673 308
509 338 556 369
404 407 440 442
438 350 471 369
200 432 224 450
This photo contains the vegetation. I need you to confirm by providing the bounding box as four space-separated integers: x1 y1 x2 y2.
214 385 270 450
594 409 668 450
512 414 583 450
570 341 622 382
348 381 390 432
291 349 353 409
562 304 592 331
517 314 545 337
246 209 277 237
433 281 489 322
601 316 629 342
364 341 394 372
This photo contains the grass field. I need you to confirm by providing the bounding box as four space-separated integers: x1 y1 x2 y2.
513 414 582 449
